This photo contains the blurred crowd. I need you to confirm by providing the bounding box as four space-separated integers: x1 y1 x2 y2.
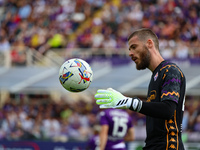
0 0 200 66
0 94 199 142
0 94 100 142
0 0 200 143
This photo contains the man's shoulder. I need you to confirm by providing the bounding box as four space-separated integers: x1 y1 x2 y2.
160 61 183 75
158 62 186 85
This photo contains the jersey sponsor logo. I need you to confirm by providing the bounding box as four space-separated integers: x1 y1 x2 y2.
165 110 179 150
154 72 158 81
169 144 176 149
147 90 156 102
170 138 176 142
168 119 174 124
169 131 176 136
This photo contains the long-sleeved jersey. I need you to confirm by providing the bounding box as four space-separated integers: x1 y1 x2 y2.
144 61 186 150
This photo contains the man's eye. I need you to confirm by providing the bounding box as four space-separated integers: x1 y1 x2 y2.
131 46 135 50
129 45 136 51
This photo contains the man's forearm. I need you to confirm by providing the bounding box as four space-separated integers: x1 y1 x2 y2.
137 100 177 119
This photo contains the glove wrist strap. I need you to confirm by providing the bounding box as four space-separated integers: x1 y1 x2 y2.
129 97 143 112
126 98 133 109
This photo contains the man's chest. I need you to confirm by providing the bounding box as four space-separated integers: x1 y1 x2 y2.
147 71 162 102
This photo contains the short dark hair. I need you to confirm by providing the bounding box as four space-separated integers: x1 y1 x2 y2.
128 28 159 51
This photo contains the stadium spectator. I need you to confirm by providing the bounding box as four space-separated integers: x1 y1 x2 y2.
18 0 32 19
0 36 10 52
193 114 200 132
11 39 27 66
186 100 199 132
42 108 61 140
86 124 101 150
175 40 189 59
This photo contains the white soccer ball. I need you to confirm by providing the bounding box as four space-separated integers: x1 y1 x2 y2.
59 58 93 92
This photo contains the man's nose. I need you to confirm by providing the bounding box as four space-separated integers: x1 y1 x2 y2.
129 50 134 57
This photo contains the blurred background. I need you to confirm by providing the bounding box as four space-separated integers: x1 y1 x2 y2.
0 0 200 149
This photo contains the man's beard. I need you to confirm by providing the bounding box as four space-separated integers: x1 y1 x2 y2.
136 45 151 70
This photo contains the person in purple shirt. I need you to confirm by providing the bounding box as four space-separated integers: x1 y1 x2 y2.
99 108 134 150
86 125 101 150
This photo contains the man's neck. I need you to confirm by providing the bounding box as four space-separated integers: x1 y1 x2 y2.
148 54 164 72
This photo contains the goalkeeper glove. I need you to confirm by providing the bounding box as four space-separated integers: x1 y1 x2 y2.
94 88 142 112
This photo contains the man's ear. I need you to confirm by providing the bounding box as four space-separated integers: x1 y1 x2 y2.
146 39 154 49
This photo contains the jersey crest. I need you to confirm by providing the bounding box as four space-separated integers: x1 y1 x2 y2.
154 72 158 81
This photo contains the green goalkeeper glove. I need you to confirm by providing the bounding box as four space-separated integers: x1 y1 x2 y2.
94 88 142 112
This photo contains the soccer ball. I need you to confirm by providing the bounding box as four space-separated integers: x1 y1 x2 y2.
59 58 93 92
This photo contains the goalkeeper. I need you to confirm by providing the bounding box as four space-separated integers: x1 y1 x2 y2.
95 28 186 150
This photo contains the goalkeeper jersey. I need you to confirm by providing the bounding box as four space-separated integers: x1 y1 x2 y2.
144 60 186 150
99 108 133 150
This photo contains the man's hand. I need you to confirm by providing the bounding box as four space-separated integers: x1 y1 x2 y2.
95 88 132 109
94 88 142 112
